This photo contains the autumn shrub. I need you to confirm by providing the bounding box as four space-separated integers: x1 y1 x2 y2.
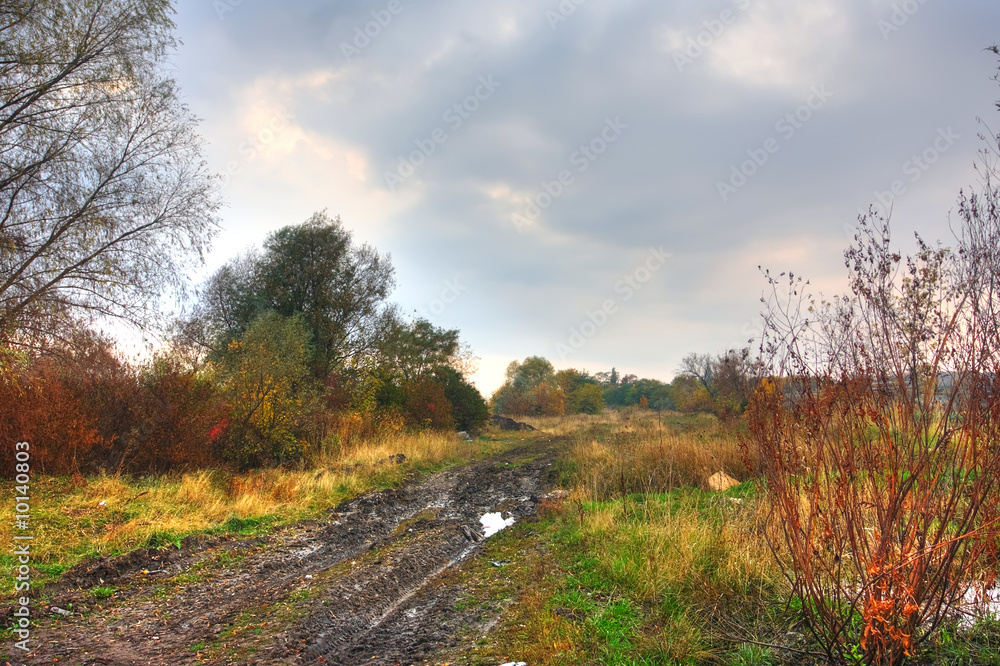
402 375 453 430
0 353 104 476
128 356 228 472
747 214 1000 665
217 312 315 468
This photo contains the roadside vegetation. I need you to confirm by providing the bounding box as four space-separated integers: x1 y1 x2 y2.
453 410 783 666
0 429 499 596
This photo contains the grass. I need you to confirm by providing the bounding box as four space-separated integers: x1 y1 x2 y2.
528 408 752 497
450 410 785 665
453 492 780 664
491 409 1000 665
0 428 491 595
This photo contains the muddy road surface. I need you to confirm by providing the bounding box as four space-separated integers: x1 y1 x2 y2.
8 439 564 665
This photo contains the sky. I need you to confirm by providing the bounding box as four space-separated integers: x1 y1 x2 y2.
166 0 1000 395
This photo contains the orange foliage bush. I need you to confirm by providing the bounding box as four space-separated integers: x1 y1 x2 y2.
0 340 228 477
0 356 103 476
403 377 453 430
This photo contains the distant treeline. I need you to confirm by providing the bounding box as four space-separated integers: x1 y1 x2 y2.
491 350 758 419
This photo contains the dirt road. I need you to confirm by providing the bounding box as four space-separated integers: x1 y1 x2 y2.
8 439 563 665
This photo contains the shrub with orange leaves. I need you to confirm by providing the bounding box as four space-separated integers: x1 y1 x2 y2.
0 353 104 476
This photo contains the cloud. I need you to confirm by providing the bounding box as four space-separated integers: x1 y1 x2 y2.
171 0 1000 391
707 1 851 91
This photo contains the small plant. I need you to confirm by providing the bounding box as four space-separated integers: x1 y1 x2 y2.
90 586 116 600
730 643 775 666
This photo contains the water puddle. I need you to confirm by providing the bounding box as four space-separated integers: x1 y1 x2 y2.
480 512 515 537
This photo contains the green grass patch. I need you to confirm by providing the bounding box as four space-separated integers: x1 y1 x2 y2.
89 585 116 600
450 485 782 665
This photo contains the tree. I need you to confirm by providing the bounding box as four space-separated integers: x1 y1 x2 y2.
711 347 759 418
668 374 713 413
531 381 565 416
0 0 219 347
491 356 556 416
192 212 394 378
377 317 460 381
678 352 715 396
430 365 489 432
256 213 394 376
505 356 555 390
570 383 604 414
217 312 313 468
631 378 673 411
554 367 588 397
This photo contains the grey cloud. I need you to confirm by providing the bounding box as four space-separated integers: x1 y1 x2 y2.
172 0 1000 389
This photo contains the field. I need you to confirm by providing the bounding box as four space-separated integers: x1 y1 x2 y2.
6 411 1000 665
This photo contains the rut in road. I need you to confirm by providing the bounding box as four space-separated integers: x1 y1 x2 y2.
12 440 562 665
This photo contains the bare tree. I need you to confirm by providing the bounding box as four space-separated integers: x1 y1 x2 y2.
745 50 1000 664
0 0 220 348
679 351 715 395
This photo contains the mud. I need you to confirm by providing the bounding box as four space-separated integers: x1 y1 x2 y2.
6 439 563 665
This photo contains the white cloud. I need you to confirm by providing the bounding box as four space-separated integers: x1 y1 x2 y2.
708 1 850 91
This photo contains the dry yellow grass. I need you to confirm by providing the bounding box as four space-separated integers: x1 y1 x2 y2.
561 410 774 603
0 430 479 584
475 409 780 665
556 409 748 497
575 491 776 604
520 411 620 436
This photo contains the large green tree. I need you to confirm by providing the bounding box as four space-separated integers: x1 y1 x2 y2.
505 356 555 390
376 317 460 381
0 0 219 347
431 365 488 432
193 212 395 379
